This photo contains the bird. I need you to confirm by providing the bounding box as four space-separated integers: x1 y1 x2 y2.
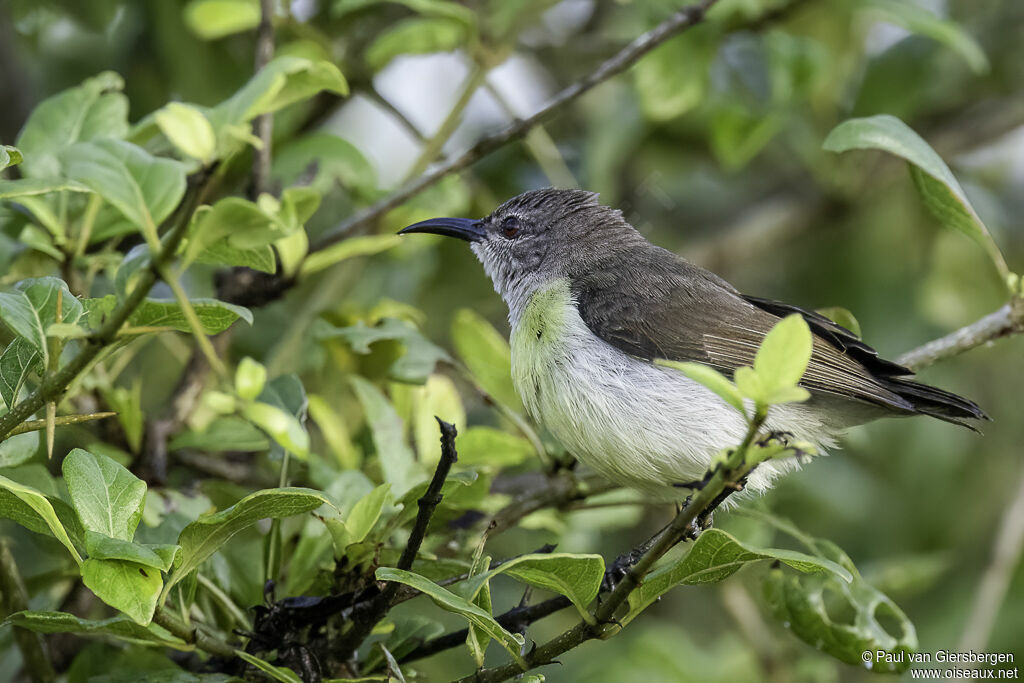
399 188 986 499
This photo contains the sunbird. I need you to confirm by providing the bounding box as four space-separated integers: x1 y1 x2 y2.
400 189 985 497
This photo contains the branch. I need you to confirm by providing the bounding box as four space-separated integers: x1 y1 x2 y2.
333 419 459 659
0 169 215 442
897 299 1024 372
251 0 275 198
152 607 238 659
310 0 719 252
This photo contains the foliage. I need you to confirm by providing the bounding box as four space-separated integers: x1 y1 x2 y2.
0 0 1021 682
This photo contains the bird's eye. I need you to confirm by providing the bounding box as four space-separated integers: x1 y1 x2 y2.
500 216 521 238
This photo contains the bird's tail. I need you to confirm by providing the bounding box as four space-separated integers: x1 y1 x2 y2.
882 378 988 430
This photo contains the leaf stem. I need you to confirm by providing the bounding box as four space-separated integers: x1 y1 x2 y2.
152 607 237 659
159 270 230 380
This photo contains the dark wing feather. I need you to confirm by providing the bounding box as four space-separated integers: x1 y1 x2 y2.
574 248 985 425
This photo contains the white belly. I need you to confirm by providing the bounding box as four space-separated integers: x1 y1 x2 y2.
509 280 829 497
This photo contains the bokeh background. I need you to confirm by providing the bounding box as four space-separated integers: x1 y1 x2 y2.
1 0 1023 681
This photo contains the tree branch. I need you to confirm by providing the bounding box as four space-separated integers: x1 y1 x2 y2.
333 419 459 659
897 299 1024 372
0 169 215 442
310 0 719 253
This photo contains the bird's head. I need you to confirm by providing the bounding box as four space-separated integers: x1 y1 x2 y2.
400 188 641 314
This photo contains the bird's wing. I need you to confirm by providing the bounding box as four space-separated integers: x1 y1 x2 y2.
573 253 916 412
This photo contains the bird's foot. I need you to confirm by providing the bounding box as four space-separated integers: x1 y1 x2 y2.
757 430 793 447
672 469 715 491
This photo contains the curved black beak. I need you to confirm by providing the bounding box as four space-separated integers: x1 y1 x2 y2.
398 217 485 242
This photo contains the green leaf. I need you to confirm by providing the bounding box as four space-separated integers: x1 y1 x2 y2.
212 56 349 126
165 488 329 597
100 383 145 453
456 553 605 622
235 651 303 683
81 558 163 624
235 357 267 401
455 427 532 467
0 432 41 467
0 277 83 365
184 0 262 40
375 567 527 667
61 139 187 245
169 416 269 453
655 360 746 415
753 314 812 399
323 318 450 384
824 114 1010 285
860 0 988 73
86 295 253 334
154 102 217 162
15 71 128 178
814 306 861 338
0 474 82 564
349 376 423 497
63 448 147 541
272 132 377 199
624 529 852 626
0 337 41 410
450 309 522 412
196 242 277 273
633 29 715 121
366 17 468 71
84 531 180 572
327 483 391 553
242 402 310 458
1 611 188 649
299 235 400 278
764 542 918 673
0 177 92 199
0 145 23 171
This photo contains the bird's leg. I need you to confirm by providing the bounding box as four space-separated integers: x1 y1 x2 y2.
602 499 703 593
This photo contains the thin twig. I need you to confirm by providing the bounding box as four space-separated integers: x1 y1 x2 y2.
0 169 216 441
252 0 275 198
897 299 1024 371
7 412 116 437
152 607 238 659
310 0 719 252
333 419 460 659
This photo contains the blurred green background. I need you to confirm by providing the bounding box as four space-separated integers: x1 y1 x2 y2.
1 0 1022 681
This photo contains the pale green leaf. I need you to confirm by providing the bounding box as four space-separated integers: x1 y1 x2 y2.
61 139 187 243
299 235 400 278
0 178 92 199
62 448 147 541
824 114 1009 284
15 71 128 178
753 314 812 396
235 357 267 401
81 558 163 624
0 145 23 171
814 306 862 338
375 567 526 666
235 651 303 683
242 402 310 458
1 611 188 649
764 540 918 673
366 17 468 71
624 529 852 626
349 376 424 497
212 56 349 125
0 474 82 564
323 318 450 384
84 531 180 571
0 337 41 410
154 102 217 162
184 0 262 40
633 29 714 121
455 427 533 468
861 0 988 73
165 488 329 596
194 242 277 273
655 360 745 415
450 308 521 412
